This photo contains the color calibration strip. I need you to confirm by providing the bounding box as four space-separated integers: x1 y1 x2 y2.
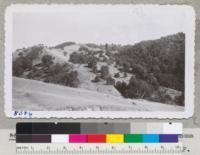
16 134 179 143
16 122 181 144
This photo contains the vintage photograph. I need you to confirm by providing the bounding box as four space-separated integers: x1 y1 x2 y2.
5 5 195 118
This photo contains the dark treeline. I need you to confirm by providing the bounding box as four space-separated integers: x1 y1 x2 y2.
115 32 185 105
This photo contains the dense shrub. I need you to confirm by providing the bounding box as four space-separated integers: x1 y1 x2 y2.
115 76 155 100
115 81 128 97
44 64 79 87
156 73 178 90
106 76 115 85
127 77 154 99
101 65 109 79
147 73 159 90
42 55 54 66
13 57 32 76
69 52 88 64
87 57 97 69
132 63 147 79
26 46 43 60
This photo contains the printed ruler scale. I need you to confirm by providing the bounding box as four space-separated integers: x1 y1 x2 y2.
16 143 183 155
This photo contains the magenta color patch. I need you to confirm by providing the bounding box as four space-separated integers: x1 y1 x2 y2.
69 134 87 143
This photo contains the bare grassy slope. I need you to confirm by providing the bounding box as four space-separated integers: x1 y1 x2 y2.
13 77 184 111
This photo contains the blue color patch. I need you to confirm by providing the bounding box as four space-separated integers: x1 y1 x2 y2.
143 134 159 143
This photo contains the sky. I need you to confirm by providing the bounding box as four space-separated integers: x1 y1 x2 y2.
10 5 193 51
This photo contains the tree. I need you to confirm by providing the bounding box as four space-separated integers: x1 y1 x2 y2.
13 56 32 76
151 65 161 74
147 73 159 90
69 52 87 64
126 76 139 98
42 55 53 66
101 65 109 79
53 71 79 87
49 63 63 75
123 62 131 72
115 81 128 97
136 80 153 98
68 71 79 87
132 63 147 79
88 57 97 68
129 76 137 86
126 77 154 99
42 63 79 88
106 76 115 85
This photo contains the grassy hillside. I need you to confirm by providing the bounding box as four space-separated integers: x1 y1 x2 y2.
13 77 184 111
12 33 185 106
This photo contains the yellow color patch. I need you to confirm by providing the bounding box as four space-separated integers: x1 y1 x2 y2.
106 134 124 143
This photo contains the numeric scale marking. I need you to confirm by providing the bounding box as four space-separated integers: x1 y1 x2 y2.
16 143 182 155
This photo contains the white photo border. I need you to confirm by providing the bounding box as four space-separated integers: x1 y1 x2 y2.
4 4 195 118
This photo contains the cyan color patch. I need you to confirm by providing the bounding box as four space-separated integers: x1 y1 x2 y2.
143 134 159 143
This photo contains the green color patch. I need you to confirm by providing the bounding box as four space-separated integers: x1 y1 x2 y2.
124 134 143 143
